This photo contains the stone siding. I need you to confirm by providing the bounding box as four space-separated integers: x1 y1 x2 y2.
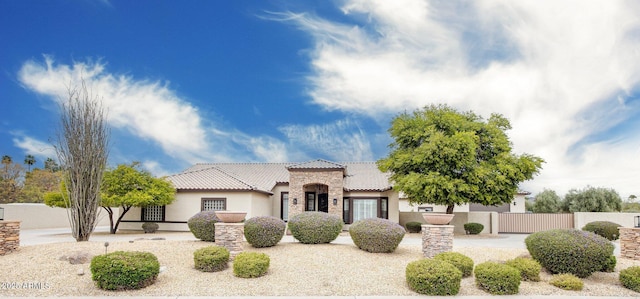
620 227 640 260
421 224 454 258
0 220 20 255
288 169 344 218
214 222 244 259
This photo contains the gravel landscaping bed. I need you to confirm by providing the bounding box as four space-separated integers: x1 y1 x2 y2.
1 237 639 296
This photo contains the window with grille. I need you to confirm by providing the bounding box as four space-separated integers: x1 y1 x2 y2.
201 198 226 211
142 205 165 222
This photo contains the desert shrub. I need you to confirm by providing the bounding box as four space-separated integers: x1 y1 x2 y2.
288 212 343 244
244 216 286 248
582 221 622 241
549 273 583 291
188 211 220 242
474 262 521 295
505 257 541 282
433 252 474 277
193 246 229 272
405 221 422 233
406 258 462 295
621 266 640 292
142 222 159 233
349 218 405 253
602 255 617 272
90 251 159 290
525 229 614 278
233 252 270 278
464 222 484 235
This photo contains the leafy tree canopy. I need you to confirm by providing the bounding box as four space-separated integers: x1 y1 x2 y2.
532 189 562 213
563 186 622 212
377 104 544 214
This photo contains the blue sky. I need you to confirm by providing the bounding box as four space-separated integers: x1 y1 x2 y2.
2 0 640 198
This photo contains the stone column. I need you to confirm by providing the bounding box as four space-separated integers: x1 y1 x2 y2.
0 220 21 255
619 227 640 260
214 223 244 259
421 224 454 258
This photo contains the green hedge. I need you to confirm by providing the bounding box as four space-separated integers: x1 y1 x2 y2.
463 222 484 234
406 258 462 296
433 252 474 277
187 211 220 242
474 262 521 295
233 252 270 278
194 246 229 272
90 251 159 290
505 257 541 282
244 216 286 248
550 273 583 291
288 212 343 244
620 266 640 292
405 221 422 233
582 221 622 241
349 218 405 253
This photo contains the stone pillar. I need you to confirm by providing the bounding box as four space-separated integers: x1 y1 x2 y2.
0 220 21 255
619 227 640 260
214 223 244 259
422 224 454 258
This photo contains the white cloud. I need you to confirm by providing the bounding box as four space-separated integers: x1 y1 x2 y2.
285 0 640 196
12 134 57 162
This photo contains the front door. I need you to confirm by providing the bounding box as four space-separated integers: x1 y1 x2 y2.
318 193 329 213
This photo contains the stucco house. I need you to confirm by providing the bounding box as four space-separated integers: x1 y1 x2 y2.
118 159 527 231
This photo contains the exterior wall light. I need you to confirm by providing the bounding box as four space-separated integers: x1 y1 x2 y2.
333 198 337 205
635 215 640 228
293 198 297 205
0 207 3 220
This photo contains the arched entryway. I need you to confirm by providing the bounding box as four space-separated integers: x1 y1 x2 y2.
303 183 329 213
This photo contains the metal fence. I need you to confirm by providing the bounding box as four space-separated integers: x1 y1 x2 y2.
499 213 574 233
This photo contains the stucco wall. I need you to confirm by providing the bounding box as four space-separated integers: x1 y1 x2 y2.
400 211 497 235
0 203 114 229
398 199 470 213
574 212 638 229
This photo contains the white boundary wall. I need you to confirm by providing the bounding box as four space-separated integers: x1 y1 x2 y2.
0 203 115 229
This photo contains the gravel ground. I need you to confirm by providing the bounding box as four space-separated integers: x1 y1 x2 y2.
1 233 639 297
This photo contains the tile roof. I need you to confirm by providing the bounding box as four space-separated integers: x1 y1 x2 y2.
168 161 392 193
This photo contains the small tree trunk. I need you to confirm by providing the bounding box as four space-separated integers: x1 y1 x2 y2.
112 206 131 234
446 204 455 214
102 206 115 234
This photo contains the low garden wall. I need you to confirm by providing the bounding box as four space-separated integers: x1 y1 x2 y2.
0 203 114 229
400 212 498 235
0 220 20 255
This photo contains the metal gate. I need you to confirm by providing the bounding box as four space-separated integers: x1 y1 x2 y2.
499 213 574 233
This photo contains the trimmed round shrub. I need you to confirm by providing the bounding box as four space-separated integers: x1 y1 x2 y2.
434 252 474 277
582 221 622 241
142 222 159 233
188 211 220 242
505 257 541 282
244 216 286 248
474 262 521 295
349 218 405 253
406 258 462 295
194 246 229 272
621 266 640 292
549 273 583 291
233 252 270 278
288 212 343 244
405 221 422 233
90 251 160 290
525 229 614 278
602 255 617 272
464 222 484 235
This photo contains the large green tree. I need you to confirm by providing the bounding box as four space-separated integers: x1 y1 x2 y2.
563 186 622 212
101 162 175 234
532 189 562 213
0 155 25 203
378 104 544 214
18 168 62 203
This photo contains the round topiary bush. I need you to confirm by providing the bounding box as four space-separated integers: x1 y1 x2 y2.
193 246 229 272
582 221 622 241
188 211 221 242
406 258 462 295
90 251 160 290
474 262 521 295
525 229 614 278
142 222 159 233
549 273 583 291
349 218 405 253
288 212 343 244
464 222 484 235
233 252 270 278
620 266 640 292
433 252 474 277
505 257 541 282
405 221 422 233
244 216 286 248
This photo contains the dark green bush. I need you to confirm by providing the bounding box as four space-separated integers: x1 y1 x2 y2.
406 258 462 295
142 222 159 233
288 212 343 244
433 252 474 277
405 221 422 233
90 251 159 290
233 252 270 278
464 222 484 234
474 262 521 295
602 255 617 272
505 257 541 282
194 246 229 272
349 218 405 253
620 266 640 292
582 221 622 241
188 211 220 242
549 273 583 291
244 216 286 248
525 229 614 278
